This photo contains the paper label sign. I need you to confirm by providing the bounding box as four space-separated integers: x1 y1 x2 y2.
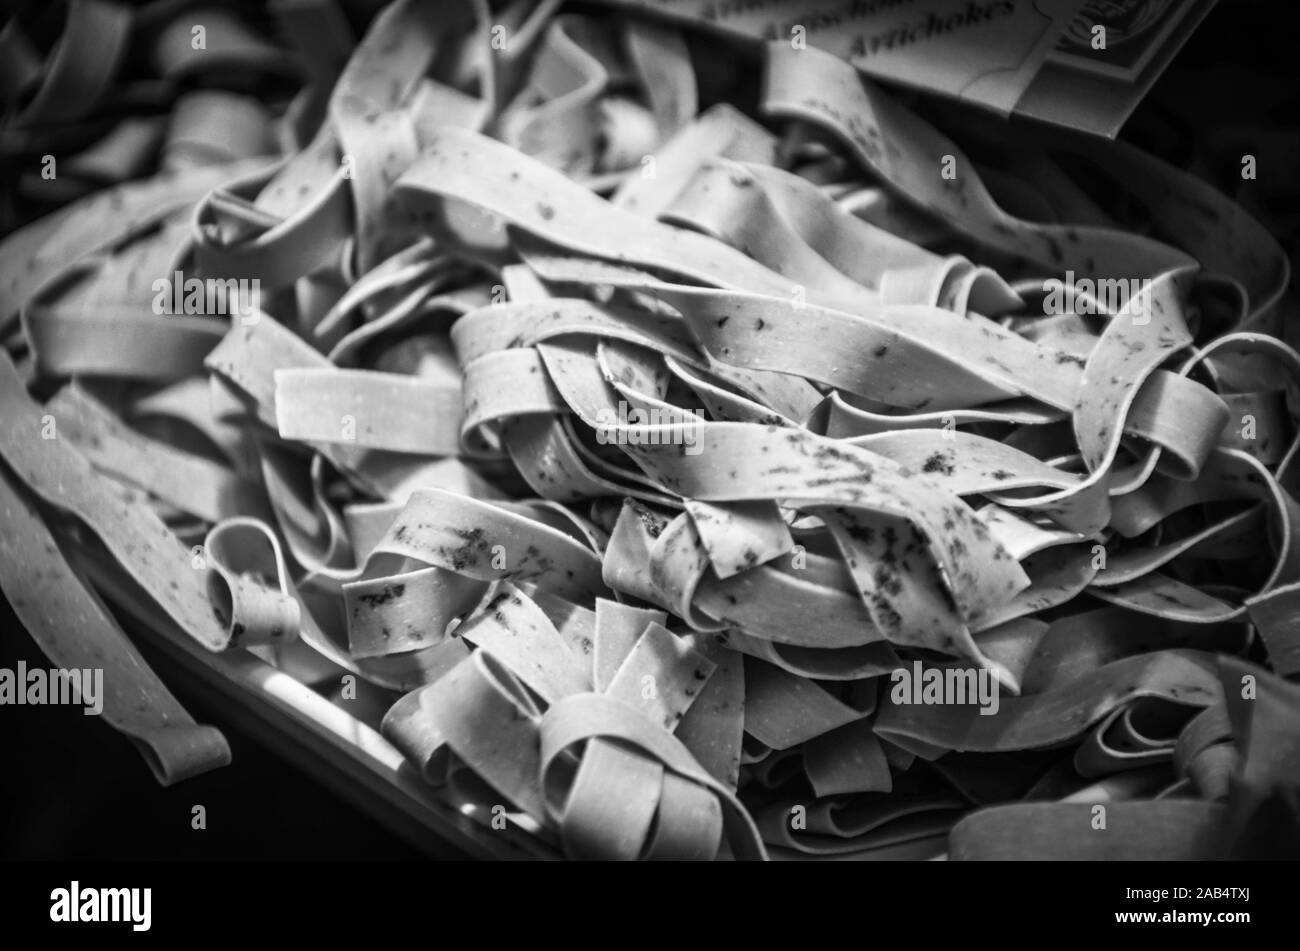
595 0 1218 137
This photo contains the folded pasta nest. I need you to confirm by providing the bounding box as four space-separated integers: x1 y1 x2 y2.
2 0 1298 860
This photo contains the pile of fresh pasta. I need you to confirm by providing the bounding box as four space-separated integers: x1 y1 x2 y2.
2 0 1299 860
